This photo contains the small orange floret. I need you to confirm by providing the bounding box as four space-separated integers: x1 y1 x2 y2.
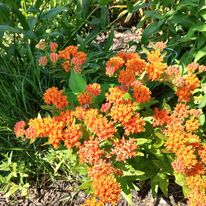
64 124 82 149
123 113 145 135
110 103 134 124
50 52 59 64
14 121 26 137
125 57 146 74
86 83 101 96
133 84 151 103
81 198 104 206
43 87 69 109
118 69 136 87
111 138 137 162
78 139 104 165
50 42 58 52
176 87 191 102
58 45 78 60
88 160 121 180
61 61 70 72
105 56 124 76
38 56 48 66
77 91 93 105
116 52 139 61
153 108 171 127
92 175 121 205
185 117 200 132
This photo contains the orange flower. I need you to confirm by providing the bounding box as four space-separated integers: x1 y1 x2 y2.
116 52 139 61
50 42 58 52
86 83 101 96
38 56 48 66
146 62 166 80
105 56 124 76
14 121 26 137
110 103 135 124
71 51 87 72
100 102 111 113
106 87 130 105
81 198 104 206
125 57 146 74
53 110 74 127
24 127 37 139
154 41 167 51
50 52 59 64
187 62 199 73
84 109 116 141
92 175 121 205
176 87 191 102
198 145 206 164
153 108 171 127
64 124 82 149
185 117 200 132
172 158 187 174
187 190 206 206
43 87 69 109
184 74 200 91
58 45 78 60
146 49 167 80
111 138 137 162
123 113 145 135
77 91 93 105
47 120 65 148
88 160 121 180
61 61 70 72
118 69 136 87
78 139 104 165
133 84 151 103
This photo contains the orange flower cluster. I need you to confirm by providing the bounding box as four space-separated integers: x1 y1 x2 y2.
176 70 200 102
84 109 116 141
81 198 103 206
59 46 87 72
133 84 151 103
88 160 121 180
43 87 69 109
92 175 121 205
111 138 138 162
153 108 171 127
163 101 206 205
105 56 124 76
78 139 105 165
14 121 26 137
77 83 101 105
146 49 167 80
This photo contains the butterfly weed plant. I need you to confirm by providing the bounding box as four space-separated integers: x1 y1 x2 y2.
14 40 206 206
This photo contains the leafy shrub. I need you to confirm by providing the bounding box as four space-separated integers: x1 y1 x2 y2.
13 41 206 205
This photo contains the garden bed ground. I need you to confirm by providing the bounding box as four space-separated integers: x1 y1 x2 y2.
0 180 186 206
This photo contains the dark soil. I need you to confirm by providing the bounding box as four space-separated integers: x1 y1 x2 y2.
0 180 187 206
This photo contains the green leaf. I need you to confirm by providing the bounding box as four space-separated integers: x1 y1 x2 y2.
151 173 169 197
154 131 168 141
99 0 112 5
142 20 164 38
69 69 86 94
199 95 206 108
194 46 206 62
136 138 151 145
80 0 89 19
104 27 114 51
100 5 108 29
40 7 66 20
0 25 22 33
199 113 205 126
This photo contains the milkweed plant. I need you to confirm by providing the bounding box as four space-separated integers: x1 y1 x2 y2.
14 40 206 206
